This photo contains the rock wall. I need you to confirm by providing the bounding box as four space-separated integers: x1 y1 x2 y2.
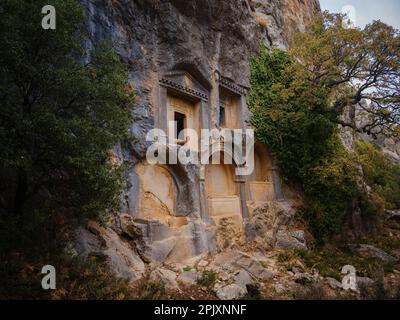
250 0 321 47
76 0 321 280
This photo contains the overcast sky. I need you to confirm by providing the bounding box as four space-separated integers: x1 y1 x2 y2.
319 0 400 29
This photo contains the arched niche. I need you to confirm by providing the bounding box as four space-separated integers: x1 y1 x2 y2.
205 152 241 220
135 162 179 225
247 143 275 202
135 161 197 227
206 163 237 198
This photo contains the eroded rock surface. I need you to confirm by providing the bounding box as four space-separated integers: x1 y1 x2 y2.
75 221 145 281
216 284 247 300
249 0 321 47
350 244 398 263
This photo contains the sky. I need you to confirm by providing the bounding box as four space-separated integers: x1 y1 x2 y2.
319 0 400 29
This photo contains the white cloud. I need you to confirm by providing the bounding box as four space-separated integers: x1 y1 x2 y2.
319 0 400 29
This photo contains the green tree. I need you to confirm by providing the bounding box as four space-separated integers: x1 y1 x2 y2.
249 14 400 240
0 0 134 253
289 12 400 138
250 48 359 240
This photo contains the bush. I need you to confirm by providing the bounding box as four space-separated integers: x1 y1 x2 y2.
249 48 359 241
359 277 400 300
196 271 217 289
294 283 328 300
134 280 168 300
0 254 134 300
356 141 400 210
295 248 394 281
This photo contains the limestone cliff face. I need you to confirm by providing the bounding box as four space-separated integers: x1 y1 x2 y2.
76 0 320 281
250 0 321 47
80 0 320 160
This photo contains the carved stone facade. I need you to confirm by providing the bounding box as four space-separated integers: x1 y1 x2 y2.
78 0 319 267
130 67 281 261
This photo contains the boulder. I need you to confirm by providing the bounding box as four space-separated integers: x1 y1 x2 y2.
275 230 307 250
101 227 145 281
211 251 275 281
251 201 296 239
352 244 397 262
234 270 255 289
234 253 276 280
356 276 374 288
150 268 179 289
119 214 144 240
75 222 145 281
325 277 343 290
215 284 247 300
177 271 201 286
75 227 104 257
294 273 314 285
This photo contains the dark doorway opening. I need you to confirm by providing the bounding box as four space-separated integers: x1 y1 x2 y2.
174 112 186 139
219 104 226 126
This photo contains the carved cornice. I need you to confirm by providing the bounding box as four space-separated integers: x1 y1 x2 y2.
159 77 209 102
218 75 248 96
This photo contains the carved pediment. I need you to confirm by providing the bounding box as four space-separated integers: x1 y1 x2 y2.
218 75 248 96
159 71 209 101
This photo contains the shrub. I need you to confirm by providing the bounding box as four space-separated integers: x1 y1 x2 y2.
0 254 134 300
295 248 394 281
356 141 400 210
249 48 359 241
196 271 217 289
134 280 168 300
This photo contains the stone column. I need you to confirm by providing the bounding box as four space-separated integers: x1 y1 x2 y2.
239 94 247 131
236 174 256 240
235 176 250 219
200 100 210 131
272 166 284 201
199 165 210 223
157 86 168 134
211 71 220 129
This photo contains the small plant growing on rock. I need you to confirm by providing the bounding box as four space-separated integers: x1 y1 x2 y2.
359 277 400 300
196 271 217 289
134 280 167 300
294 283 329 300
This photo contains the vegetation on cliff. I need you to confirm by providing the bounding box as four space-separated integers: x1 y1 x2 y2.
249 13 400 242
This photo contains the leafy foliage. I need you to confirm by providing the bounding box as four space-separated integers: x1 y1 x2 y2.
295 249 394 281
249 48 359 239
249 13 400 241
0 0 134 298
289 12 400 137
356 141 400 209
133 280 168 300
0 254 134 300
0 0 133 235
196 270 218 289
